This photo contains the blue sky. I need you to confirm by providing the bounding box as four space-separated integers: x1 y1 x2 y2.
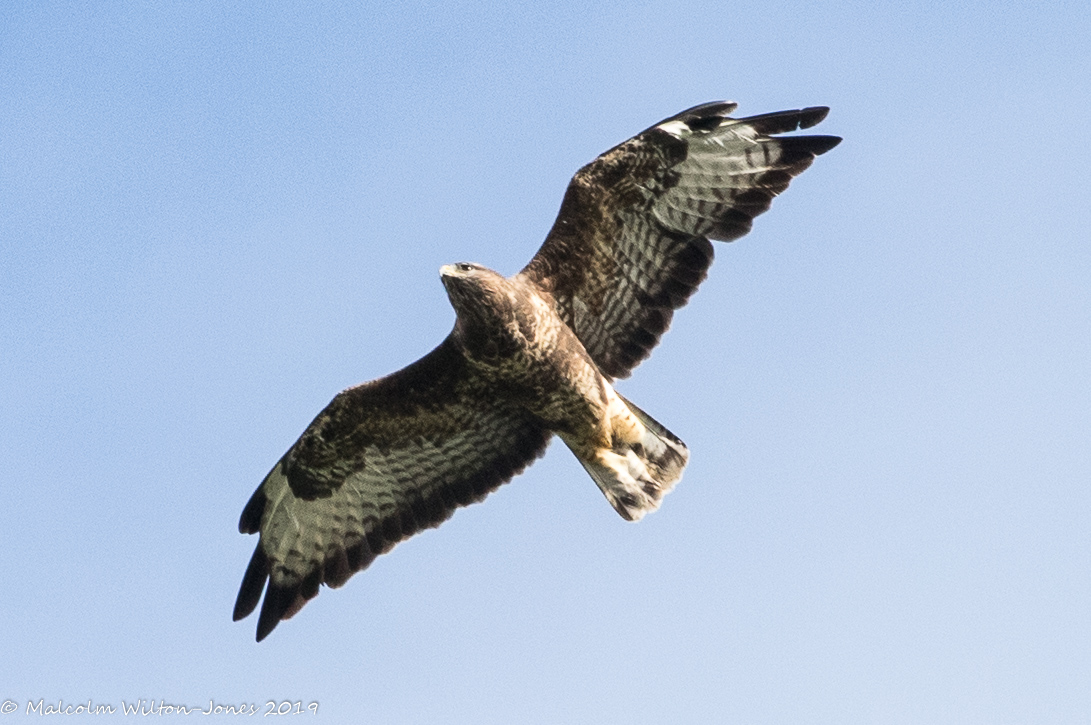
2 1 1089 722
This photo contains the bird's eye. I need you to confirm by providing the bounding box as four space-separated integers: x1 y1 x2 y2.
457 263 475 272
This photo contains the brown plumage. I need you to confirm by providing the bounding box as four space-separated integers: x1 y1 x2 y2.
234 101 840 641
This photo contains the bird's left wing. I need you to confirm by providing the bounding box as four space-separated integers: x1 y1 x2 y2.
233 335 551 641
519 102 840 379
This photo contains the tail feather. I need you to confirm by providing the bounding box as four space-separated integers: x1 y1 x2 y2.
571 394 689 521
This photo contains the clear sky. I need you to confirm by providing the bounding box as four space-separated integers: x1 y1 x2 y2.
2 1 1089 722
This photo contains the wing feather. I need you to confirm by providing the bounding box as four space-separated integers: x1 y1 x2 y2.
234 335 551 641
519 103 840 379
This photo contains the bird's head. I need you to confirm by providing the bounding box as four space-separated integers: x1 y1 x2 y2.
440 261 487 280
439 262 501 301
439 262 514 334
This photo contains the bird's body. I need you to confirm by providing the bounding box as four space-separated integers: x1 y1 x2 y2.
234 101 841 640
442 263 688 520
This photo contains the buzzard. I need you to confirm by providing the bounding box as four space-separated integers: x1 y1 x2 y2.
234 101 840 640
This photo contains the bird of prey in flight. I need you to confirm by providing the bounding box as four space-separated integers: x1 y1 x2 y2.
234 100 840 641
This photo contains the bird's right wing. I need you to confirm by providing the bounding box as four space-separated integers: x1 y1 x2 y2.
233 335 551 641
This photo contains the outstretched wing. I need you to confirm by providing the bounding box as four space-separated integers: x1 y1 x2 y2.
519 102 841 379
233 335 551 641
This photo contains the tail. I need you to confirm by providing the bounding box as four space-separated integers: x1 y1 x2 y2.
571 393 689 522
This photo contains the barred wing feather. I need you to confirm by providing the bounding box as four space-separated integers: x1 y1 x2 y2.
234 336 551 641
519 102 841 379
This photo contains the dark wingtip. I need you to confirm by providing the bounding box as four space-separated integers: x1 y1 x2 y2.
674 100 738 121
809 135 842 154
648 101 738 134
256 619 275 642
255 580 298 642
776 134 842 161
239 486 267 534
730 106 833 136
798 106 830 128
233 545 270 622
